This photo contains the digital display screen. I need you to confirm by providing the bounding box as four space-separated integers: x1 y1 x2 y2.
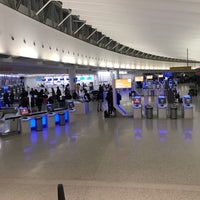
135 76 144 82
146 75 153 80
163 72 172 77
156 84 160 89
158 96 166 105
20 107 29 116
67 100 75 109
80 77 85 81
47 104 54 112
133 97 141 105
115 79 132 89
184 97 191 105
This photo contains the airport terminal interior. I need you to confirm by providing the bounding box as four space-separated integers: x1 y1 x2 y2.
1 0 200 199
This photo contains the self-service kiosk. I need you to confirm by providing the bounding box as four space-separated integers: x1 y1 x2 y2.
133 96 142 118
19 107 31 135
182 95 193 119
157 96 167 119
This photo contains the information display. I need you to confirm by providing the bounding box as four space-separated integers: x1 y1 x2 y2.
135 76 144 82
115 79 132 89
133 96 141 105
146 75 153 80
20 107 29 116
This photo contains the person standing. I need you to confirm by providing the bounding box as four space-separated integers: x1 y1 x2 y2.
9 90 15 106
97 85 104 112
106 87 113 114
3 91 10 107
56 86 61 101
30 88 35 108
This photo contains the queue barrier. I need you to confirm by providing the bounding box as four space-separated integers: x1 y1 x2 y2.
0 108 72 136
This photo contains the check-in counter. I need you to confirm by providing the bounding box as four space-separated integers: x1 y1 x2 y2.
182 104 193 119
133 104 142 119
47 113 56 128
20 117 31 135
0 108 19 136
157 104 167 119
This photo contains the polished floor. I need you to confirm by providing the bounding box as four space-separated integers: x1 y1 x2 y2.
1 86 200 199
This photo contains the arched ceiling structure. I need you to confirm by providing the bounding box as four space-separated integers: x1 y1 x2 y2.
62 0 200 61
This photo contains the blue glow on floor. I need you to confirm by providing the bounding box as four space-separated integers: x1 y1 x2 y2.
30 132 37 144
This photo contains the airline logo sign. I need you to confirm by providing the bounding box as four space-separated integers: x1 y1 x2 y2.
170 66 192 72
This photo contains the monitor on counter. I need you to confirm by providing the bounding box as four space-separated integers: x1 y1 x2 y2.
66 100 75 110
20 107 29 116
146 75 153 80
133 96 141 105
115 79 132 89
183 95 191 105
158 96 166 105
46 104 54 112
135 76 144 82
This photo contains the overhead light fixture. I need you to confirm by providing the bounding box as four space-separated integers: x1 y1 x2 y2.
74 21 86 34
35 0 52 16
58 10 72 27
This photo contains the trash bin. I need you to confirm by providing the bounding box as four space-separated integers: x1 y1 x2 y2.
35 116 42 131
145 105 153 119
170 106 177 119
59 112 65 126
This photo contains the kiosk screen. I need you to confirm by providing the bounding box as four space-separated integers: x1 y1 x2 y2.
20 107 29 116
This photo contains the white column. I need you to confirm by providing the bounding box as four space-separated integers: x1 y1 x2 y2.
69 67 76 94
116 69 120 79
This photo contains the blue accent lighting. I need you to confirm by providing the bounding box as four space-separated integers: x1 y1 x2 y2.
42 115 47 127
80 76 85 81
30 118 36 129
74 77 78 83
65 111 69 122
36 77 41 82
54 113 60 124
87 76 92 80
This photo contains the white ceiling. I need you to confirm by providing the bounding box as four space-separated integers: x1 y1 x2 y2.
62 0 200 61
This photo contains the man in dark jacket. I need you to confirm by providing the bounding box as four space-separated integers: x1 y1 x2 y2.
97 85 104 112
106 87 113 114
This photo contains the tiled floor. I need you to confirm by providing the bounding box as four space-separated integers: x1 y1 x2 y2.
1 86 200 199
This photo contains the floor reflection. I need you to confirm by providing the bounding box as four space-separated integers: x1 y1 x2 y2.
182 119 193 142
133 119 143 141
145 119 153 130
170 119 178 130
157 120 168 142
